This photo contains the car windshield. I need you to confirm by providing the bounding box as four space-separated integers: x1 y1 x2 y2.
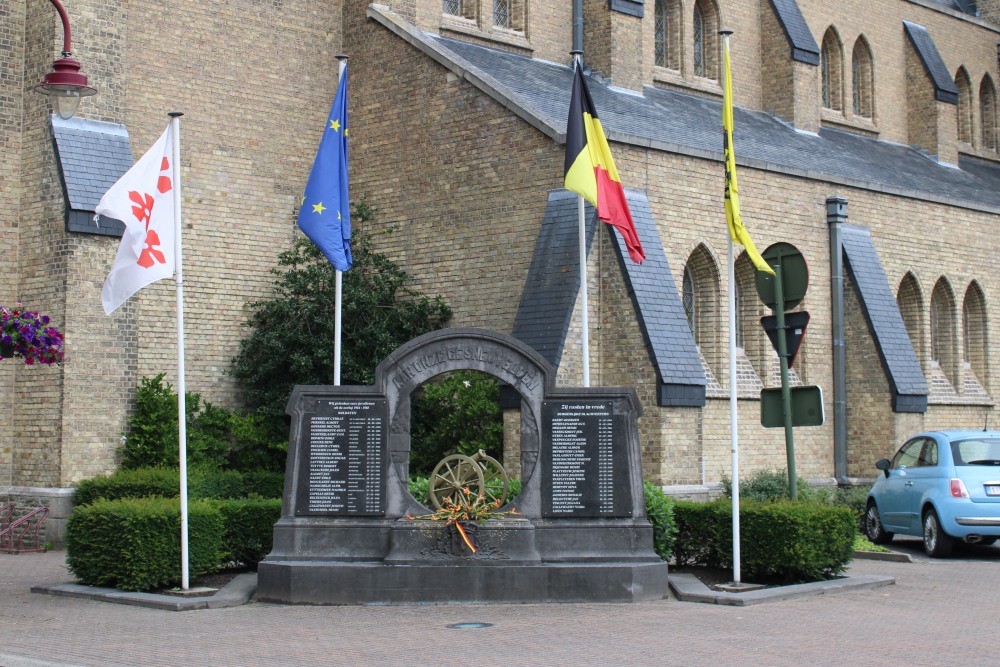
950 437 1000 466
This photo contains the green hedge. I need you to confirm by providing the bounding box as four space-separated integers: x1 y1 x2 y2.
66 497 223 592
644 481 677 561
674 499 856 582
215 498 282 568
72 467 181 506
66 496 280 591
73 467 284 506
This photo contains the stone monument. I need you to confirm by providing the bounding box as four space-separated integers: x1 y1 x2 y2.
256 328 668 604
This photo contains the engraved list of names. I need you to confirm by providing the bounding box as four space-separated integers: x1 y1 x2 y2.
541 401 630 518
295 399 387 516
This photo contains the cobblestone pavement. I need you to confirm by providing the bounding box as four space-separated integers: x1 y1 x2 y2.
1 539 998 667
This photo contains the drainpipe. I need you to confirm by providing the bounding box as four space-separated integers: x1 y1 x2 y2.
828 196 849 483
573 0 584 54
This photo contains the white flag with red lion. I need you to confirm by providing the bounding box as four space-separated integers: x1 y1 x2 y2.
98 123 176 315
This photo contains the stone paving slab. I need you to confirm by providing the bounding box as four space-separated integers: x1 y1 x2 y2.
3 544 1000 666
30 573 256 611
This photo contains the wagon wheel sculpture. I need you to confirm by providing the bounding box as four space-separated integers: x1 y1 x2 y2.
429 450 510 510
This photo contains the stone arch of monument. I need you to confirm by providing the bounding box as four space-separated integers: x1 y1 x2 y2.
373 327 552 514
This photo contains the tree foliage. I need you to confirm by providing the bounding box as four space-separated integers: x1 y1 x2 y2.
120 374 284 472
231 198 452 436
409 370 505 476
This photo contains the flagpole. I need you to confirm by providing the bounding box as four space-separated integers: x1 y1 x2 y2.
334 54 348 386
167 111 190 590
721 30 741 586
571 51 591 388
727 237 741 585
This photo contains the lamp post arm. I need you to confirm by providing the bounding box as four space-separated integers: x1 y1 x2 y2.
48 0 73 56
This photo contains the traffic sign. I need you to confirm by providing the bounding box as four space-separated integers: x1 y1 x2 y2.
760 311 810 368
760 385 824 428
755 243 808 311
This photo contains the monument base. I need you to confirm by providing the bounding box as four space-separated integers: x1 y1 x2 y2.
258 518 669 604
256 559 669 605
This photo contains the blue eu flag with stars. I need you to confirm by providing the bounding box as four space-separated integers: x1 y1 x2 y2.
298 68 352 271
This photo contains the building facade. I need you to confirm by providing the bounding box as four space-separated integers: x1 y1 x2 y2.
3 0 1000 530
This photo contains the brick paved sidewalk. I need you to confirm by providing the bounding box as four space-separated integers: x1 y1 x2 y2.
1 541 998 667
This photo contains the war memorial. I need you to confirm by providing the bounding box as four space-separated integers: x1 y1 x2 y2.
257 329 668 604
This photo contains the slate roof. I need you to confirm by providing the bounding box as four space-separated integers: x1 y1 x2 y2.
511 189 598 368
512 190 705 407
51 115 132 236
841 224 929 413
768 0 820 65
903 21 959 104
923 0 978 16
367 10 1000 210
367 8 975 405
609 190 706 407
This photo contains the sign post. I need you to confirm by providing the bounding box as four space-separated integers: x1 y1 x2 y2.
755 243 811 500
773 265 797 498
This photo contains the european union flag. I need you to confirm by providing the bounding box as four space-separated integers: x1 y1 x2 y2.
298 68 352 271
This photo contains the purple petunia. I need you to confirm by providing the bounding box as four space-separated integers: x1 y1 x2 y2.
1 306 64 364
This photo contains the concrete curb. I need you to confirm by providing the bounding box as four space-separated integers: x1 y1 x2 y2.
853 549 914 562
668 572 895 606
30 573 257 611
0 655 88 667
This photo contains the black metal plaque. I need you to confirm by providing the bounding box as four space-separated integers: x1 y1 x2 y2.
541 400 631 518
295 398 388 516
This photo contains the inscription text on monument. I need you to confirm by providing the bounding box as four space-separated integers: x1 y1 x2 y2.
295 398 388 516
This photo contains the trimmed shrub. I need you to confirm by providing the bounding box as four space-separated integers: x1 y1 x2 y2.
242 469 286 499
740 502 856 581
644 482 678 561
66 497 223 591
673 501 733 570
73 467 181 507
720 468 795 502
836 485 872 531
674 499 856 582
74 467 285 506
189 468 249 500
215 498 282 568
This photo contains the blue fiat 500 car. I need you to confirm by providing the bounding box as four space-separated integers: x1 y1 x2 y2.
865 430 1000 557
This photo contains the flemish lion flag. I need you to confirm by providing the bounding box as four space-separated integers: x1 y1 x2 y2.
564 64 645 264
723 40 774 275
99 123 177 314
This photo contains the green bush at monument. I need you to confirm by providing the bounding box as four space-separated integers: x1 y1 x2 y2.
673 500 856 582
231 197 452 441
66 497 225 592
69 469 282 590
119 373 285 473
73 467 284 506
409 370 505 476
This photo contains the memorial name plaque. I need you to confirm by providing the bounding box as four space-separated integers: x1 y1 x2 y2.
295 398 388 516
541 400 631 518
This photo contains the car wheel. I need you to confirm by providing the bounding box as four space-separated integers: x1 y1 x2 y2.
922 508 954 557
865 501 893 544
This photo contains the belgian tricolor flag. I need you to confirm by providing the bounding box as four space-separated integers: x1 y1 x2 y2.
563 64 645 264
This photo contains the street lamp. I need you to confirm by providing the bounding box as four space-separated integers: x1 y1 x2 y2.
33 0 96 120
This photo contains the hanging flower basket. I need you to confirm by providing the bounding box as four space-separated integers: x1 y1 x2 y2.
0 305 65 365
